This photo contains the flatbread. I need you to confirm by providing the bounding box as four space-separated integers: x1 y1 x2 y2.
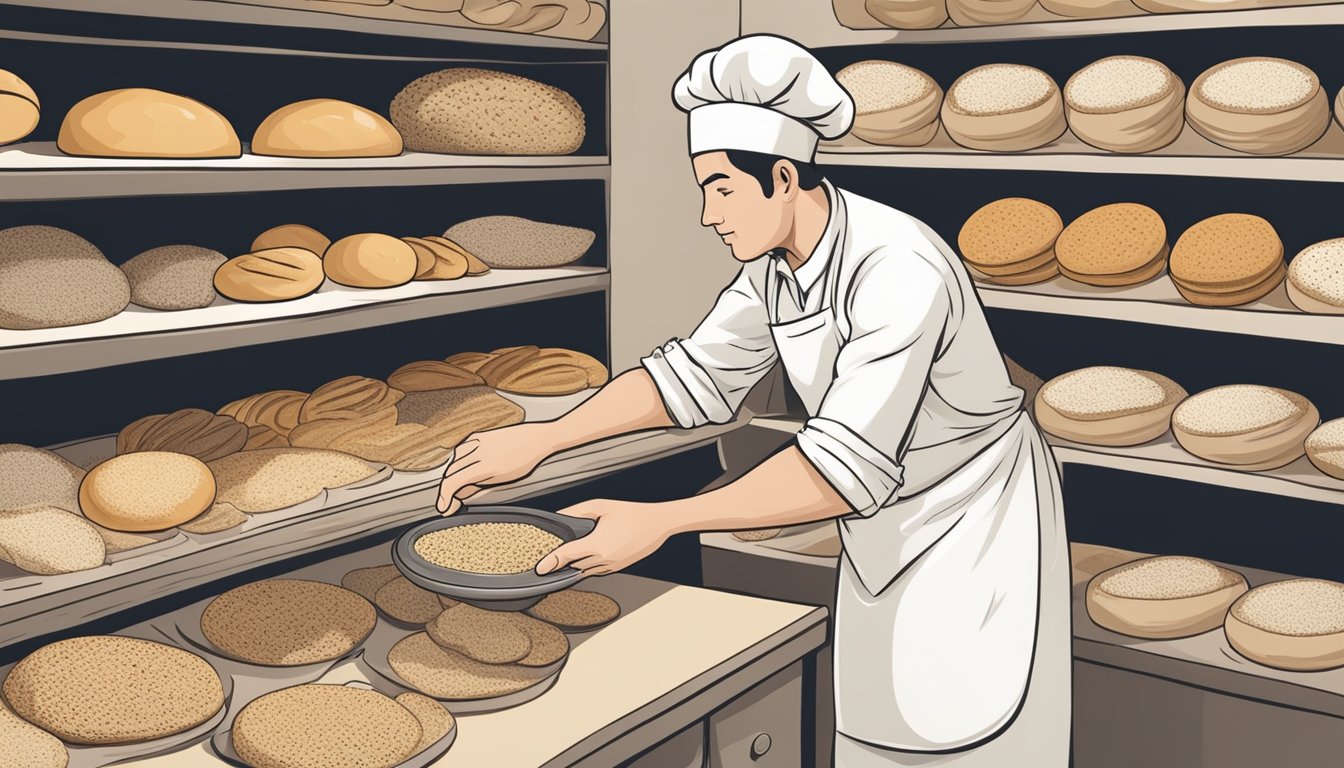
232 684 420 768
388 632 552 700
0 698 67 768
341 564 401 602
374 577 444 625
510 612 570 667
426 603 531 664
526 589 620 631
201 579 375 666
395 692 455 755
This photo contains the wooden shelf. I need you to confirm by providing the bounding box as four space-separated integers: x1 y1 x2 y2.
976 277 1343 345
743 0 1344 46
0 418 745 653
0 0 608 49
818 124 1344 183
0 143 610 201
1048 433 1344 506
0 267 609 380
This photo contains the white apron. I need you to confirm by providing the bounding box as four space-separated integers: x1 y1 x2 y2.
764 242 1071 767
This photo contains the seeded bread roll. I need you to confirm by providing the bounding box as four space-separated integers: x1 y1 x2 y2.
324 233 417 289
80 452 216 532
1185 57 1330 156
1172 385 1319 470
957 197 1061 284
1055 203 1168 287
342 564 401 602
390 68 585 155
947 0 1036 25
252 98 403 158
0 68 39 146
1287 238 1344 315
232 684 420 768
427 603 533 664
836 60 942 147
388 360 485 392
1064 56 1185 153
121 245 226 311
214 247 325 303
0 225 131 330
1225 579 1344 671
0 505 106 575
943 65 1067 152
861 0 949 29
252 224 330 257
117 408 248 462
443 215 595 269
1169 214 1285 307
218 389 307 437
0 697 67 768
57 88 240 158
1087 556 1247 639
1306 418 1344 480
201 579 375 665
1035 366 1186 446
526 589 620 631
388 631 553 700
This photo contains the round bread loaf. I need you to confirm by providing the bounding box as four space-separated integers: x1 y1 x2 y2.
390 68 585 155
388 360 485 392
1055 203 1168 286
942 65 1067 152
121 245 226 310
324 233 417 289
201 579 376 665
1170 213 1284 305
478 347 591 395
1086 556 1247 639
1185 57 1329 156
836 60 942 147
525 589 620 631
427 603 533 664
0 443 84 512
117 408 248 462
1172 385 1318 470
300 376 404 422
0 505 105 575
252 99 402 158
388 631 553 699
232 684 420 768
402 236 468 280
511 612 571 666
79 452 216 531
947 0 1035 25
57 88 240 158
0 225 130 330
1039 0 1139 17
395 692 455 754
1064 56 1185 153
1035 366 1186 446
214 247 325 303
443 215 595 269
1306 418 1344 480
218 389 307 437
3 635 224 745
1286 238 1344 315
341 563 402 602
1225 579 1344 671
862 0 949 29
252 224 330 257
957 197 1062 278
0 68 40 146
0 698 67 768
374 576 444 625
541 347 609 387
208 447 379 514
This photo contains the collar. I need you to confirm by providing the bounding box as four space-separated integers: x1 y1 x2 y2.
772 179 840 297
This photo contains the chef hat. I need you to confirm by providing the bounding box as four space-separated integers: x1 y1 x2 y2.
673 35 855 163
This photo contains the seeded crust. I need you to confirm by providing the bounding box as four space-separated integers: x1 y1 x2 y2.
511 612 571 666
0 443 84 512
836 60 937 115
232 684 420 768
427 603 533 664
207 447 379 513
1056 203 1167 276
395 692 455 755
0 698 67 768
1288 238 1344 307
79 452 216 532
0 225 130 330
0 505 105 575
375 576 444 625
1040 367 1185 421
734 528 784 541
201 579 375 665
1170 214 1283 288
389 68 585 155
1195 57 1319 115
120 245 226 311
2 636 224 745
1233 579 1344 636
1173 385 1307 437
443 216 595 269
342 564 402 602
946 65 1056 117
388 632 552 699
218 390 307 437
1306 418 1344 479
526 589 620 631
957 198 1062 267
116 408 248 462
1098 556 1241 600
1065 56 1176 115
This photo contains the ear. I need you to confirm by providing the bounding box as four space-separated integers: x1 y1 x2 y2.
772 159 800 201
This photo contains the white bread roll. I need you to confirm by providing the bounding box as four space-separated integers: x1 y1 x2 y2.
948 0 1036 25
863 0 950 29
1185 57 1330 156
1039 0 1139 17
836 60 942 147
252 99 403 158
1064 56 1185 153
1305 418 1344 480
1225 579 1344 672
1286 238 1344 315
323 233 417 288
79 452 216 532
57 88 241 158
1171 385 1319 470
1035 366 1186 446
214 248 325 302
0 69 39 146
1087 556 1247 639
941 64 1067 152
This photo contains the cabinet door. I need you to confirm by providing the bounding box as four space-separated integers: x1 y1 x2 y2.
624 721 707 768
707 661 803 768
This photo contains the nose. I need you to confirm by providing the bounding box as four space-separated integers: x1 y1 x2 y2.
701 195 722 228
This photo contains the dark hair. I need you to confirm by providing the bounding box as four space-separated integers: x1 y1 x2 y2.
720 150 825 196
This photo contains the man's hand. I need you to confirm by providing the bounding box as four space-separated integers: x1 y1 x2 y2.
436 423 556 514
536 500 671 576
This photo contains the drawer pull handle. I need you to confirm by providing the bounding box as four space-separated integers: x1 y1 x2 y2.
751 732 772 760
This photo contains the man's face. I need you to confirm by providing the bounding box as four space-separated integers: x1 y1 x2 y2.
693 152 789 263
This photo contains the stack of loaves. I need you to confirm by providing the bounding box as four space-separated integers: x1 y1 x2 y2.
1054 202 1168 287
1168 213 1285 307
956 197 1062 285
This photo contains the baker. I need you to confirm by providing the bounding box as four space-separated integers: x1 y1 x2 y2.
436 34 1071 767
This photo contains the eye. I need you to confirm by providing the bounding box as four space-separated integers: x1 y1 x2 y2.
717 188 733 197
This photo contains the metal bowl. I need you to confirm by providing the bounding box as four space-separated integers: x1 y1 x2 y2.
392 505 595 611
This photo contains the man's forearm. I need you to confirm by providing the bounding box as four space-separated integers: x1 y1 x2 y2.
661 445 853 534
537 368 676 453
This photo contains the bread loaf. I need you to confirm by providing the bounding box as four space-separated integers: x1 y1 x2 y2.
425 235 490 275
1186 57 1330 156
0 697 67 768
1172 385 1319 470
1305 418 1344 480
252 98 402 158
861 0 949 29
214 247 325 302
324 233 417 288
1225 579 1344 671
1087 556 1247 639
390 68 585 155
121 244 226 310
1055 203 1168 286
0 225 130 330
252 224 330 256
477 346 588 395
80 452 217 532
219 389 307 437
57 88 241 158
957 198 1061 284
442 215 595 268
0 68 40 146
201 579 376 665
1064 56 1185 153
445 350 497 372
388 360 485 392
942 65 1067 152
1036 366 1186 446
208 447 381 514
299 376 405 422
0 443 83 513
402 236 468 280
1286 238 1344 315
0 505 106 575
836 60 942 147
117 408 248 462
1169 214 1284 307
232 685 420 768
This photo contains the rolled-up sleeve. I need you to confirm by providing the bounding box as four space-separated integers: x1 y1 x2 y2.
796 249 950 517
641 266 778 428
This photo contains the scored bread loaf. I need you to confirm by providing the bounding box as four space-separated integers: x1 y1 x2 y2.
57 88 241 158
1225 579 1344 671
299 376 405 423
388 360 486 392
214 247 325 303
836 60 942 147
443 215 595 269
251 98 402 158
0 225 130 330
1086 556 1247 639
121 245 226 310
1306 418 1344 480
1035 366 1186 446
477 346 589 395
942 65 1067 152
1055 203 1168 287
208 447 382 515
252 224 330 257
219 389 307 437
401 236 468 280
117 408 248 462
324 233 417 289
1064 56 1185 154
1171 385 1319 470
1185 57 1330 156
390 68 585 155
1286 238 1344 315
0 68 39 145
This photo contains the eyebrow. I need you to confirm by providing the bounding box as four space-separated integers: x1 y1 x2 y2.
698 173 730 188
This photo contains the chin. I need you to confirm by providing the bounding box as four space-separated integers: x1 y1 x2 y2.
729 242 769 262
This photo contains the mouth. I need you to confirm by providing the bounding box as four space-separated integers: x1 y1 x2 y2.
718 231 735 240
